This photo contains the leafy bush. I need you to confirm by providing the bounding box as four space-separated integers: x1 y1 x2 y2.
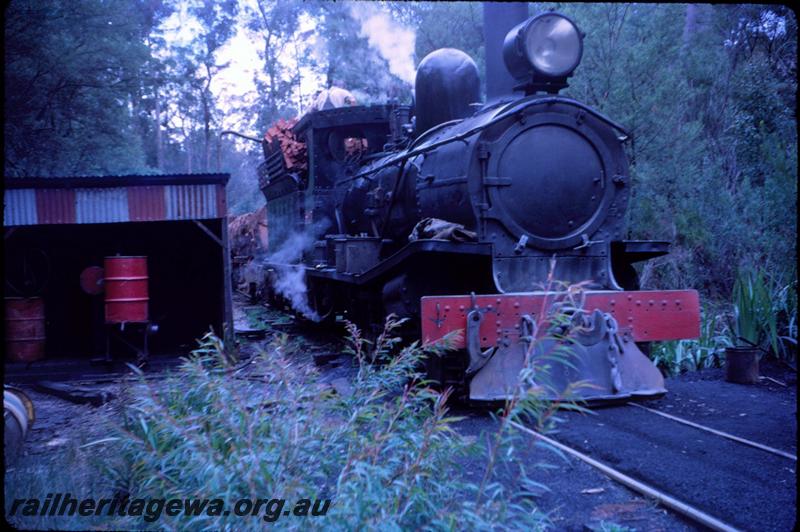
732 269 776 351
773 279 798 361
652 309 734 376
730 268 798 363
109 319 574 530
653 270 796 374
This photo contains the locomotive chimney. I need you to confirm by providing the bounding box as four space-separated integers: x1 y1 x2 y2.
483 2 528 102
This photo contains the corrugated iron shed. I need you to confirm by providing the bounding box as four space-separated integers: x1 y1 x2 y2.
3 173 233 344
3 174 228 226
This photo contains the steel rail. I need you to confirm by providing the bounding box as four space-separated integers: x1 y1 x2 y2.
509 421 741 532
627 402 797 461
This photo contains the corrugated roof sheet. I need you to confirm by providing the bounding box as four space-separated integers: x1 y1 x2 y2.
3 173 229 226
3 189 37 226
76 188 129 223
36 189 76 224
4 173 228 189
128 186 166 222
166 184 218 220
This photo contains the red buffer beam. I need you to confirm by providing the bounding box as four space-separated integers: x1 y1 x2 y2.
421 290 701 349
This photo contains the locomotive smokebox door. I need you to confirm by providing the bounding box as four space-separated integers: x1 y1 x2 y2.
474 97 631 293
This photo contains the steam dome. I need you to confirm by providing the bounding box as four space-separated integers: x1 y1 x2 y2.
414 48 480 136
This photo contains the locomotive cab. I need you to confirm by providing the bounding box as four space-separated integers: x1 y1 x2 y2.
260 104 412 252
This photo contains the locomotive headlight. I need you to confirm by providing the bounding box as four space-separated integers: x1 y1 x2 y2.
525 15 582 76
503 12 583 90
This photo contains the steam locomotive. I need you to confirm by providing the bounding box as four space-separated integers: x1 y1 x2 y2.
258 8 700 401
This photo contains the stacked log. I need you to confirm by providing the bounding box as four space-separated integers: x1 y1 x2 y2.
264 118 307 172
228 205 268 293
228 205 268 260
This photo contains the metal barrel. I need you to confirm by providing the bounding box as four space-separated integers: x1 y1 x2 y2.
104 256 149 323
4 386 35 464
4 297 46 362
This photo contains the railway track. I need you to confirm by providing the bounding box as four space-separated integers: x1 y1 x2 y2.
3 356 186 384
512 398 796 531
626 402 796 462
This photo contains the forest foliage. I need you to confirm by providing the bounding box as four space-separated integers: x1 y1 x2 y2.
4 1 797 351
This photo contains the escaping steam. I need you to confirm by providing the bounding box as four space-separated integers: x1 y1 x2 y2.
265 220 330 321
349 3 416 85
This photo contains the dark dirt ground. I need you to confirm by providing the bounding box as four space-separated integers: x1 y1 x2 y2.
513 362 797 531
6 296 797 531
451 406 700 532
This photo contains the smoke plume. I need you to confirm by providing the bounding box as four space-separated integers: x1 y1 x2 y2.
265 220 330 321
349 3 416 85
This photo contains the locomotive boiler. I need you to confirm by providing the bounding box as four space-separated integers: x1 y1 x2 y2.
259 7 701 401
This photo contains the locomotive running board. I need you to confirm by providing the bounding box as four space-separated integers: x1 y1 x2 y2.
420 290 700 401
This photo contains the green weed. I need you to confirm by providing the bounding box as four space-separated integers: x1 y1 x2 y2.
107 322 569 530
732 269 776 352
244 306 269 330
652 309 734 376
772 279 798 361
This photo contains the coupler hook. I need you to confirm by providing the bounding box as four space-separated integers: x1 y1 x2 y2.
465 292 496 375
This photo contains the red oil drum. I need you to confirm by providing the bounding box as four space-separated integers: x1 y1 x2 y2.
4 297 46 362
104 256 149 323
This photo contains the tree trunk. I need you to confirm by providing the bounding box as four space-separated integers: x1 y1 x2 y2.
683 4 699 46
683 4 711 47
186 123 193 174
203 63 213 172
155 86 164 172
203 95 211 172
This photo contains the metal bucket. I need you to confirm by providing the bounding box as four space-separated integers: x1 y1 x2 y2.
4 297 46 362
104 256 149 323
725 346 760 384
4 386 35 464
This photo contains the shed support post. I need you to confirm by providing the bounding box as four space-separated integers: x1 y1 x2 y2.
220 218 234 346
191 219 233 346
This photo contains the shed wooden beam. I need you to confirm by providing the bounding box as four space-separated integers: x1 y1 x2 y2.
192 219 223 247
